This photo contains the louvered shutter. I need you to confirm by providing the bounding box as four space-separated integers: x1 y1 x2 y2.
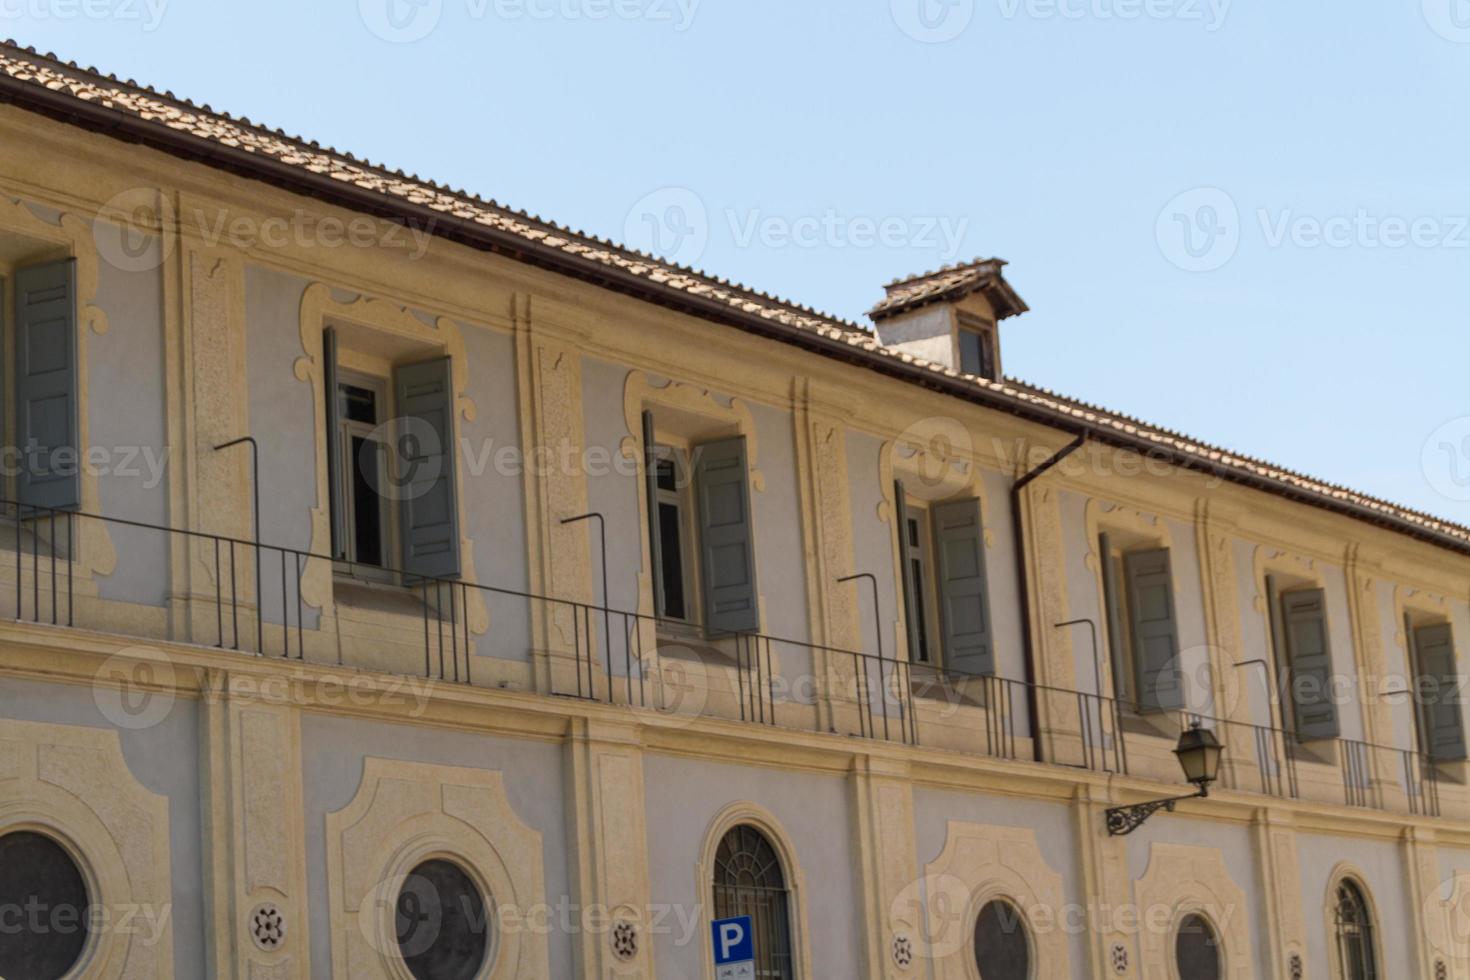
14 260 79 510
1414 622 1466 760
932 497 994 676
1280 588 1339 740
694 436 759 634
1124 548 1184 712
393 357 459 579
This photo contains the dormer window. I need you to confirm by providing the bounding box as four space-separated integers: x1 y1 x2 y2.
957 314 998 380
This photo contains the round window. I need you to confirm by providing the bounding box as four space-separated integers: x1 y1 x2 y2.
0 830 92 980
395 859 490 980
1174 913 1222 980
973 898 1031 980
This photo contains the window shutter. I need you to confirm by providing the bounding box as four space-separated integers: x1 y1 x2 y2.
1099 533 1129 701
1279 588 1339 740
1414 622 1466 760
14 260 79 511
894 480 922 660
393 356 460 579
932 497 994 676
323 328 346 559
641 410 664 615
1124 548 1184 712
694 436 759 634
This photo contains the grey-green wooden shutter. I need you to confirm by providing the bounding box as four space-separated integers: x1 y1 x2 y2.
694 436 759 634
932 498 994 676
1414 622 1466 760
1123 548 1184 712
14 260 79 510
323 328 346 559
894 480 922 660
1099 533 1129 701
393 356 460 579
642 410 664 614
1279 588 1339 740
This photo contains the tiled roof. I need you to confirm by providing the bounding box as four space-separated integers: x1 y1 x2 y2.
2 41 1467 556
869 258 1028 321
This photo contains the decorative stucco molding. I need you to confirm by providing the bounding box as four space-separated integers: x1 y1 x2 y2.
324 757 547 979
1134 842 1250 980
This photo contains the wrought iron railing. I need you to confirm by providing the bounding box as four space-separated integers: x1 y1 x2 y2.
0 499 1448 819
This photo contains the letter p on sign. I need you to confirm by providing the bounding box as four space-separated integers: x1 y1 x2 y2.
711 914 754 979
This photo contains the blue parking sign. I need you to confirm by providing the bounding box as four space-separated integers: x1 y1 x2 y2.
711 915 754 979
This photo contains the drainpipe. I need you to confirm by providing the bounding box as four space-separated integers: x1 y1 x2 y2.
1011 430 1087 762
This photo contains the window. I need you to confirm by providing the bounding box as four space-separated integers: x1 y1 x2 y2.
1174 913 1222 980
1264 576 1339 740
7 258 81 512
713 825 795 980
323 327 460 580
0 830 91 980
956 315 999 381
396 858 490 980
895 482 994 675
1099 535 1183 712
1332 879 1378 980
1405 618 1467 761
973 899 1030 980
641 410 759 634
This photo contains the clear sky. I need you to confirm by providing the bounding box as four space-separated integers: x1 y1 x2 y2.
11 1 1470 523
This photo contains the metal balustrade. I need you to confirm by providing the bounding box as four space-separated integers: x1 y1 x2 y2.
0 499 1450 819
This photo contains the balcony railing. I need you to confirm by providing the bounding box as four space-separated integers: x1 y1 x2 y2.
0 499 1452 820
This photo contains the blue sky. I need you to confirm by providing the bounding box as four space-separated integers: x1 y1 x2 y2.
11 0 1470 522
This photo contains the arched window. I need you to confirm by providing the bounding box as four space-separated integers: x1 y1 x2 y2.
973 898 1031 980
713 824 795 979
1174 913 1222 980
0 830 92 980
395 858 491 980
1333 879 1379 980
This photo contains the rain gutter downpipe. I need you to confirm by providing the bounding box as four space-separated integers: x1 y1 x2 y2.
1011 430 1087 763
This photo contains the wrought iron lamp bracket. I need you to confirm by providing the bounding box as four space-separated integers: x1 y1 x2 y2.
1104 786 1208 836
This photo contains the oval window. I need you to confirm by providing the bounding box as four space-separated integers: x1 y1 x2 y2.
1174 913 1222 980
396 859 490 980
0 830 92 980
973 898 1031 980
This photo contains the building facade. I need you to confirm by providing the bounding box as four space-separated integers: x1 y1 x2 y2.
0 43 1469 980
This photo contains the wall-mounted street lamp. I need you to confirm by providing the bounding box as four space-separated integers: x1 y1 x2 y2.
1104 722 1223 836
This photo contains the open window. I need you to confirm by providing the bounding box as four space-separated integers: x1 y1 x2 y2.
894 480 994 675
323 326 460 583
1404 615 1467 762
641 409 759 634
1264 574 1339 741
1099 533 1183 713
956 312 999 381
